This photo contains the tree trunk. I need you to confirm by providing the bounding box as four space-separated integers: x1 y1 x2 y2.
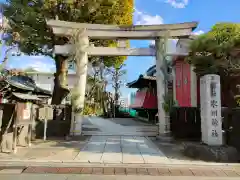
51 55 69 105
113 84 118 118
99 66 107 116
113 70 120 118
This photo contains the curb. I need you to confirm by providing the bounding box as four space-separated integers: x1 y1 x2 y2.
0 160 240 169
0 166 240 177
0 166 26 174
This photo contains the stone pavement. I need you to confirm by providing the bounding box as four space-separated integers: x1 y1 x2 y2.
83 117 128 134
109 118 152 126
0 138 88 162
0 117 167 165
81 117 158 136
0 135 168 164
75 135 168 163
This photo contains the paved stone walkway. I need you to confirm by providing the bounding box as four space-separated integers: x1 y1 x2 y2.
75 135 168 164
76 117 166 164
81 117 158 136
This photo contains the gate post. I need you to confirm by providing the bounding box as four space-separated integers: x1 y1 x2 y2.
70 29 89 136
155 38 168 135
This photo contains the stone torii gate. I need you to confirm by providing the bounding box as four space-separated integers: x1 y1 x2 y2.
47 20 198 136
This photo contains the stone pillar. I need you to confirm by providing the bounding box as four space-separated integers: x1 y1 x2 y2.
70 29 89 136
200 74 222 145
155 38 167 135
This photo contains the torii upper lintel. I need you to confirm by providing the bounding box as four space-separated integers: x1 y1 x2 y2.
47 20 198 39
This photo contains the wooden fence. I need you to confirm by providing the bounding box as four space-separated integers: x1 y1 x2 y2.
0 103 15 126
0 103 15 138
0 103 72 139
35 104 72 138
170 107 240 153
0 103 33 153
170 107 201 141
0 103 73 153
223 108 240 152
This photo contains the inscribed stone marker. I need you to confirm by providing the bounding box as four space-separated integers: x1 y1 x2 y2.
200 74 222 145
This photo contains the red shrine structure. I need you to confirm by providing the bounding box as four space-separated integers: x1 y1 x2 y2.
126 65 173 123
127 37 199 122
173 37 199 107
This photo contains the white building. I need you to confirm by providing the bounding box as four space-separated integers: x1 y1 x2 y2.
27 72 78 92
26 68 103 104
26 72 81 104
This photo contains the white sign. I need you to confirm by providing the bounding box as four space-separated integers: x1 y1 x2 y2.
200 74 222 145
23 103 31 120
23 109 30 120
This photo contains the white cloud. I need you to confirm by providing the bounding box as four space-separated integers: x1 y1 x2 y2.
150 41 155 46
165 0 189 8
134 9 164 25
7 55 55 72
134 9 164 46
192 30 204 35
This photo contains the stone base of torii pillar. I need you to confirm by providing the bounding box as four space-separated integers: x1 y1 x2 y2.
156 133 173 142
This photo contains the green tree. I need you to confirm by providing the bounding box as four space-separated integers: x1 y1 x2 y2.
106 64 127 117
108 64 127 104
187 23 240 106
2 0 133 104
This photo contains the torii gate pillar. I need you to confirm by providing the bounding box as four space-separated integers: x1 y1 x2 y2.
155 38 168 135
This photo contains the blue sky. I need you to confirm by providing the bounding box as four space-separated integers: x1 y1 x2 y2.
1 0 240 97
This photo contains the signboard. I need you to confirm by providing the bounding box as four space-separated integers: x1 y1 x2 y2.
15 102 32 125
23 102 31 119
200 75 222 145
38 106 53 120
